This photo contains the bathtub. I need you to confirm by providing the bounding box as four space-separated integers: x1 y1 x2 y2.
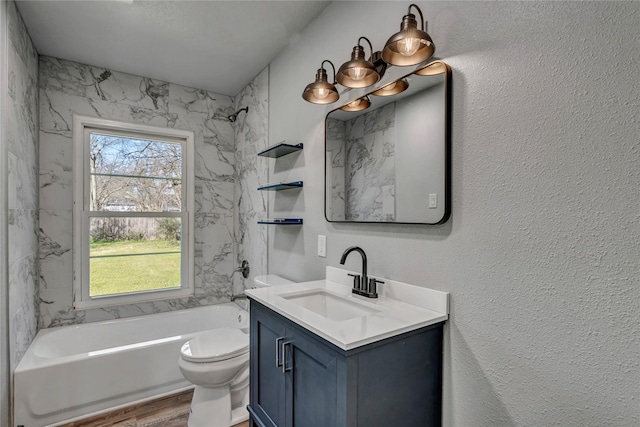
14 303 249 427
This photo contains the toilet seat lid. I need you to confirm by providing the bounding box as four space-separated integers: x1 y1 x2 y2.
181 328 249 363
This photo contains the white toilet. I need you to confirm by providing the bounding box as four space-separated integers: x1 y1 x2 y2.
179 328 249 427
179 274 292 427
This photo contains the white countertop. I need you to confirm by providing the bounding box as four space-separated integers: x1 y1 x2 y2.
245 267 449 351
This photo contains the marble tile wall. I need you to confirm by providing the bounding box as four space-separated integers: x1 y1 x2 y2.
39 56 241 327
340 103 396 221
233 68 269 297
6 0 39 368
1 6 8 425
325 118 346 221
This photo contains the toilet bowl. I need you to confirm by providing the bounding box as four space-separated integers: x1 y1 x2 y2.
179 274 293 427
229 361 249 409
178 328 249 427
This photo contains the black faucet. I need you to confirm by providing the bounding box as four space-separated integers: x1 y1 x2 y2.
340 246 380 298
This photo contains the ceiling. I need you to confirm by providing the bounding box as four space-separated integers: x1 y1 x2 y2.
16 0 331 97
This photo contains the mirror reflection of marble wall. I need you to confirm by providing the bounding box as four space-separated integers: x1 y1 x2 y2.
325 119 347 220
326 71 448 224
327 103 396 221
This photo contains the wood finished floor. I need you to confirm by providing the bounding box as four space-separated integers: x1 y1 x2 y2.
59 389 250 427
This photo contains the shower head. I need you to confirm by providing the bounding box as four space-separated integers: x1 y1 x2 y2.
228 106 249 123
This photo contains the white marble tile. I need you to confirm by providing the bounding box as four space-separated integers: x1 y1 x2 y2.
7 0 38 82
235 208 268 289
346 114 364 140
7 0 39 368
169 83 233 118
330 164 346 221
196 213 235 279
8 209 38 267
39 287 84 328
233 68 268 293
326 117 345 144
7 153 17 210
365 102 395 134
39 250 72 294
5 81 24 149
39 89 88 137
326 118 347 220
202 129 235 153
343 104 397 221
8 154 38 211
39 56 91 97
39 209 73 290
195 143 235 182
8 253 38 366
7 41 38 168
197 181 235 214
39 132 73 211
87 70 170 113
85 302 159 322
40 87 180 139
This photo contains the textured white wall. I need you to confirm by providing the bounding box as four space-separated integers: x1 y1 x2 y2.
268 2 640 425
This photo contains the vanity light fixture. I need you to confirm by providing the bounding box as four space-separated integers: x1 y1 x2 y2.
415 60 447 76
336 37 381 89
382 3 435 66
302 60 340 104
339 96 371 112
372 79 409 97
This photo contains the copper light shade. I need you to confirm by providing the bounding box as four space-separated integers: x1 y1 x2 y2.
415 60 447 76
302 60 340 104
382 4 435 66
339 96 371 112
372 79 409 97
336 37 381 89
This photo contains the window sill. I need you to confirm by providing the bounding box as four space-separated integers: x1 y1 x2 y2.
74 286 194 311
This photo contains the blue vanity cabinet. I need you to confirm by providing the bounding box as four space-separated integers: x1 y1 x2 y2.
248 302 340 427
248 300 444 427
249 302 287 427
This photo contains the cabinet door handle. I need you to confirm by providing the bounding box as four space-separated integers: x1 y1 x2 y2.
282 341 293 373
275 337 285 368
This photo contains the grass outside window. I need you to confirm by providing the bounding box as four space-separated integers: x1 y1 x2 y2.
90 240 181 297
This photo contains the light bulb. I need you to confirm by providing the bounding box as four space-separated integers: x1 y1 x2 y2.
347 66 366 81
312 87 329 100
397 37 421 57
348 99 362 108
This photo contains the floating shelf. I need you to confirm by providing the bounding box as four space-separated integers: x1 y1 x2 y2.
258 218 303 225
258 142 303 158
257 181 303 191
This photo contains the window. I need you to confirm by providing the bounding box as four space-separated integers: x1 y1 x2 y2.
73 115 194 309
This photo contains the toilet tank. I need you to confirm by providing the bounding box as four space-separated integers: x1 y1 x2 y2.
253 275 293 288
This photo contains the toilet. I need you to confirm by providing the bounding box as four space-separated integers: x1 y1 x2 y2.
179 274 292 427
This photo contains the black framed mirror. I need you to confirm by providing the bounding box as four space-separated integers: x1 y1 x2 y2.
325 60 451 224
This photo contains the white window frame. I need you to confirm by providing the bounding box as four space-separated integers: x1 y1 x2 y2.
73 115 195 310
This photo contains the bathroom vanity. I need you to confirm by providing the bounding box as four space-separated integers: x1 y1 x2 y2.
245 267 449 427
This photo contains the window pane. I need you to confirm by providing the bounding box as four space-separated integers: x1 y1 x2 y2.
89 217 182 297
89 133 182 212
90 174 182 212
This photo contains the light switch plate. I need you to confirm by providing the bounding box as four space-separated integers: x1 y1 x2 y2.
318 235 327 257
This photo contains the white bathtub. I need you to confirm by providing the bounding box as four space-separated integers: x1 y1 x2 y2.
14 303 249 427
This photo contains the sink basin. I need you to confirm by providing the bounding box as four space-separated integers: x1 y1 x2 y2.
280 289 381 321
